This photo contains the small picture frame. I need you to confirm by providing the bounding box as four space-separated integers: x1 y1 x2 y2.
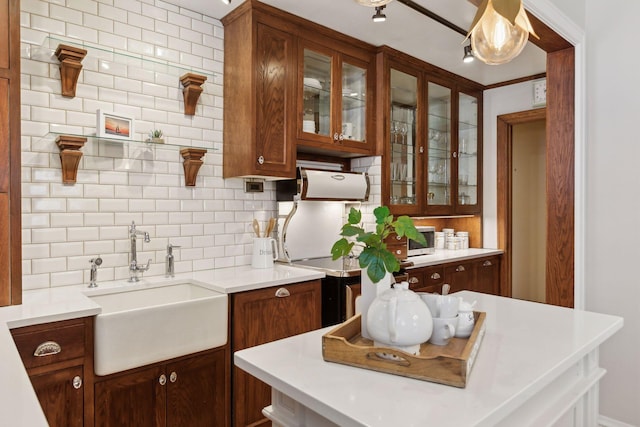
96 110 134 140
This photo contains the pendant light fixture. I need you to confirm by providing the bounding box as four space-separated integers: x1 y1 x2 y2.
466 0 538 65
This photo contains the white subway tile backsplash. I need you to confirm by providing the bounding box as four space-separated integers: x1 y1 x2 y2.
84 13 114 33
51 213 84 227
32 228 67 243
50 241 84 257
67 0 98 15
66 24 99 44
22 0 368 289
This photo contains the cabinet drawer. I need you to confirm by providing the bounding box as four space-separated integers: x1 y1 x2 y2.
11 318 86 369
385 233 407 261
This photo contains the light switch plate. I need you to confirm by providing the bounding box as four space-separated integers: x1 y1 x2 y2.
533 79 547 106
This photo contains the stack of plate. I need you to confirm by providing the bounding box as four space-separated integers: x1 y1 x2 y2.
303 77 322 90
303 120 315 133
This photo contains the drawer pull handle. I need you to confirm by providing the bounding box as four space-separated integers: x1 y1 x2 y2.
275 288 290 298
456 265 466 272
72 376 82 390
430 272 441 280
159 374 167 386
170 371 178 383
408 276 419 284
34 341 62 357
482 260 493 267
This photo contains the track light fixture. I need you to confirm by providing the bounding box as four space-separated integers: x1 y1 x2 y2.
463 44 474 63
372 6 387 22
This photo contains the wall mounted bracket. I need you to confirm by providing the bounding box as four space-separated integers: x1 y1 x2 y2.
180 73 207 115
180 148 207 186
54 44 88 98
56 135 86 184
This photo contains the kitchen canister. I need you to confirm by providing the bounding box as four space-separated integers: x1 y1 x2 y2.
434 231 445 249
457 231 469 249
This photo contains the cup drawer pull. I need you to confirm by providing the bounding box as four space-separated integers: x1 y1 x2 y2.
456 265 466 272
430 272 441 280
275 288 290 298
482 260 493 267
34 341 62 357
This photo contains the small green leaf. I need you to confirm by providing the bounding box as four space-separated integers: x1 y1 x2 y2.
331 238 354 260
340 224 364 237
347 207 362 225
394 216 427 246
373 206 390 224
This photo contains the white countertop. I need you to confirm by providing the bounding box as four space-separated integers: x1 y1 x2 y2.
405 248 504 269
0 263 324 427
235 291 623 427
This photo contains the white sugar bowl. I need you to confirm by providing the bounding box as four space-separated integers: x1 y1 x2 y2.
367 281 433 355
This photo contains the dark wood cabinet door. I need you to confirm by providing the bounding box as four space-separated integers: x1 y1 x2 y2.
253 22 296 177
94 365 166 427
444 261 476 294
232 280 322 427
474 256 501 295
166 350 226 427
30 365 84 427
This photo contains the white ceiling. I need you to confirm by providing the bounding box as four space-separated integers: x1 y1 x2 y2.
173 0 547 86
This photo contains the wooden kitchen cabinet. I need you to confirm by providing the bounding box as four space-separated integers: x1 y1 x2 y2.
405 255 502 296
222 2 297 179
0 0 22 306
10 317 93 427
378 47 483 217
473 255 501 295
406 265 445 294
296 37 376 156
231 279 322 427
94 348 227 427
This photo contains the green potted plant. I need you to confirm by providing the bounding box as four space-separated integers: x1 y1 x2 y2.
331 206 427 337
148 129 164 143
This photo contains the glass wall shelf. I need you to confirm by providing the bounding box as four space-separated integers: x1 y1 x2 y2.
42 132 216 152
31 36 215 81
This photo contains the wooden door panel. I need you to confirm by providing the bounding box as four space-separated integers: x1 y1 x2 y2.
166 351 226 427
94 366 166 427
0 0 8 69
0 78 8 192
30 365 84 427
0 193 9 306
255 23 295 176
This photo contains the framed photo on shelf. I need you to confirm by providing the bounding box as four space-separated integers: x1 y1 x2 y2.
96 110 134 140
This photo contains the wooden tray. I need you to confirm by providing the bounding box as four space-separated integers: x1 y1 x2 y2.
322 311 486 388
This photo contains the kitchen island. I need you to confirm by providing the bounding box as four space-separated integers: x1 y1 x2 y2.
235 291 623 427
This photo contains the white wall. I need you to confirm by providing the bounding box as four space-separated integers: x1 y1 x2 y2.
584 0 640 424
19 0 276 288
19 0 381 289
482 81 538 249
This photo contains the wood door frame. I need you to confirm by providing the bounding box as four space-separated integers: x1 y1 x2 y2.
496 108 546 298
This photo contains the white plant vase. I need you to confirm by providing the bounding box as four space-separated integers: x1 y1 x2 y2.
359 268 393 339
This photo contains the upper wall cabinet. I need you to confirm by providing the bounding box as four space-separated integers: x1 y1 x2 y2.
379 47 483 216
222 1 378 179
296 39 375 157
222 2 297 179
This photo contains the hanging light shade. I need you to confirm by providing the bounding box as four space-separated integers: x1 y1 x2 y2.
354 0 393 7
466 0 538 65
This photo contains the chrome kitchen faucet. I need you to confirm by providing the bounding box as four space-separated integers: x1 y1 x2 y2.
128 221 151 282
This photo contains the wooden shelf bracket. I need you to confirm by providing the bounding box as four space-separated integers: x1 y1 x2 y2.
180 148 207 186
180 73 207 115
56 135 86 184
54 44 88 98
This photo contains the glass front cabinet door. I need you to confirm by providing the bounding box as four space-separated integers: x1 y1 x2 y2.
388 67 421 215
383 53 482 216
456 91 481 214
298 41 374 155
